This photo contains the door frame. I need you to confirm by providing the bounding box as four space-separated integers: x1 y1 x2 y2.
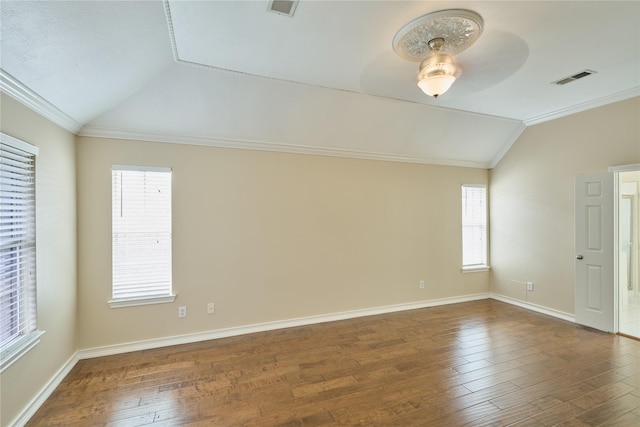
609 163 640 334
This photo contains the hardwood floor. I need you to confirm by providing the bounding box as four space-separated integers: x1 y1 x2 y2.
27 300 640 426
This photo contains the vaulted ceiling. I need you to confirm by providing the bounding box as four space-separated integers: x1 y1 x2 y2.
1 1 639 168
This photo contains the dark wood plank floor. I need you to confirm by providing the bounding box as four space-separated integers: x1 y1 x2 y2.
27 300 640 426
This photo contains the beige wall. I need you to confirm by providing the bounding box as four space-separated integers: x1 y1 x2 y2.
76 136 489 349
0 95 77 425
490 97 640 314
8 88 634 424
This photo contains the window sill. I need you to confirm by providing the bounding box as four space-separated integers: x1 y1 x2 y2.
462 265 491 273
0 330 45 373
108 294 176 308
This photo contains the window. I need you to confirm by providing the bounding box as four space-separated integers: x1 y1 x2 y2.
1 133 43 372
110 165 174 307
462 184 488 271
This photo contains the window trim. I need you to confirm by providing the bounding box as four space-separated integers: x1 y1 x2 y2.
0 132 44 373
0 330 44 373
461 265 491 273
109 165 175 308
461 184 490 272
108 294 175 308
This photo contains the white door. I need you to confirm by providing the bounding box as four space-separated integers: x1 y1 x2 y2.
575 172 614 332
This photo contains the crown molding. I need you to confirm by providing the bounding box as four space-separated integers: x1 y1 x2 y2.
523 87 640 126
0 69 82 134
78 125 489 169
489 89 639 168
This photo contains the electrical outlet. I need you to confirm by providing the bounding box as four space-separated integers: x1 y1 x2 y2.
419 280 425 289
526 282 534 292
178 306 187 318
207 302 215 315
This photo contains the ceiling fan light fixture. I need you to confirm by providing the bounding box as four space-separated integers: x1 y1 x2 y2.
393 9 483 99
417 53 458 98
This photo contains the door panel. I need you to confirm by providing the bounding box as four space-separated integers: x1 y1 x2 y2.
587 265 603 311
587 206 602 250
575 173 614 332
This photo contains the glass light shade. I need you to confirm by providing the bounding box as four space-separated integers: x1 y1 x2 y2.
418 74 456 97
417 53 457 98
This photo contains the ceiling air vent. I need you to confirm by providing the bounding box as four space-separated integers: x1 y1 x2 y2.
267 0 298 17
553 70 597 85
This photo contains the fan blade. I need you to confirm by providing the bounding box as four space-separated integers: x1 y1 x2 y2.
453 31 529 94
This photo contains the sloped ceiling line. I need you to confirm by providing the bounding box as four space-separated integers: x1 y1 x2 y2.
163 0 316 87
7 62 636 171
163 0 179 63
162 0 439 109
487 123 527 169
3 1 638 170
0 61 512 170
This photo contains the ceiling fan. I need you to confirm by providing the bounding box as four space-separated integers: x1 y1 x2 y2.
392 9 484 98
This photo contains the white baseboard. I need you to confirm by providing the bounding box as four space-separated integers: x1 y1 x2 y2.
490 293 575 323
77 293 490 360
11 293 487 425
15 292 577 426
9 352 79 427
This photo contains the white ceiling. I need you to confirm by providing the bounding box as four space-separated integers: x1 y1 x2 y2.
1 1 639 168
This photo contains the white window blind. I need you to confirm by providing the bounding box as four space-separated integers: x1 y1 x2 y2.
111 166 172 304
462 184 487 268
1 135 39 358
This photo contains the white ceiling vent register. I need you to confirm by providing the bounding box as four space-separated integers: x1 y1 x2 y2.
268 0 298 17
553 70 597 85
